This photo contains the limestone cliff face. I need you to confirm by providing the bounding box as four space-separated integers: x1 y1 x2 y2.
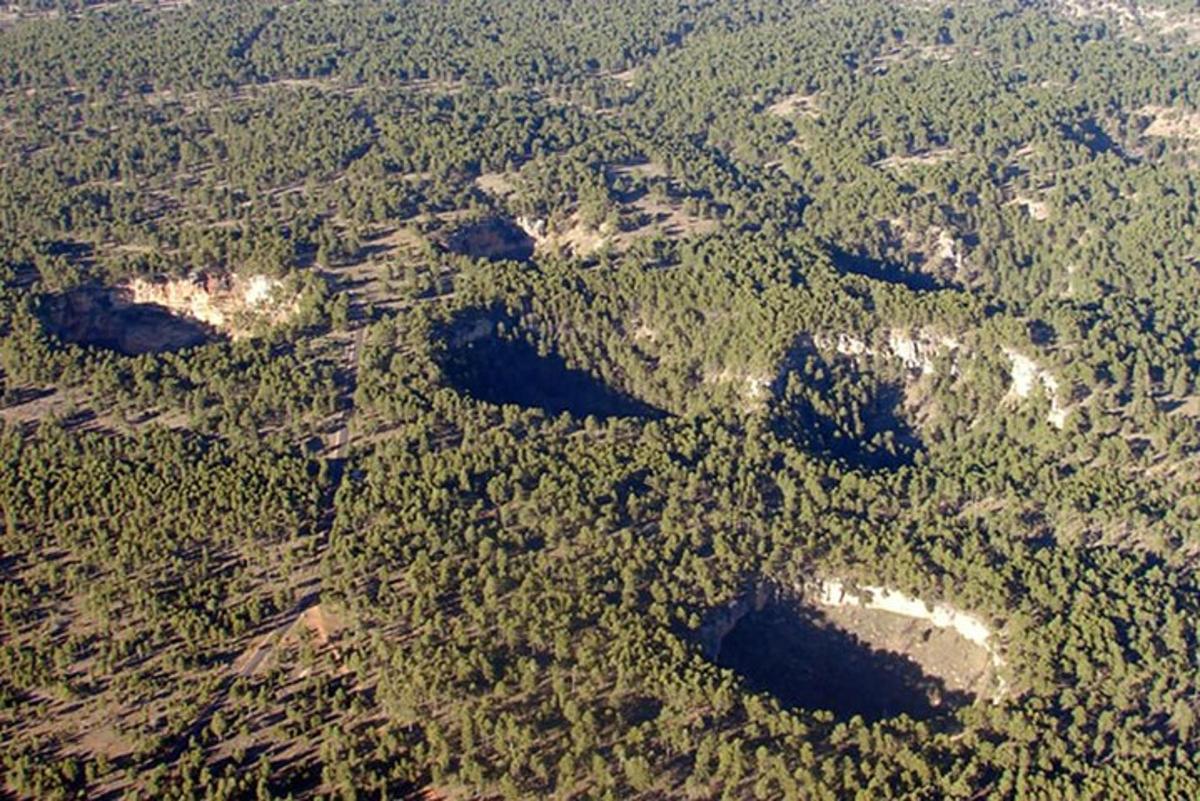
814 328 962 376
811 329 1071 428
125 273 296 338
1003 348 1069 428
801 577 1009 701
805 578 994 650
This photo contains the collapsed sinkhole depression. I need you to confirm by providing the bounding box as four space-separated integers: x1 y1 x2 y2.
436 310 665 420
699 583 1002 723
40 287 218 356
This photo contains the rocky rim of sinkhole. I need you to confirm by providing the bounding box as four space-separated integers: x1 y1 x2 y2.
41 272 299 355
697 578 1007 723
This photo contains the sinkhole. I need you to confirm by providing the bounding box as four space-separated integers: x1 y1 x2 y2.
437 312 664 420
442 218 536 263
701 586 999 723
40 288 218 356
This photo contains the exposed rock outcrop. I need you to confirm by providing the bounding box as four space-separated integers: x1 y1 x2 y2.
699 577 1007 703
813 328 962 376
1003 348 1069 428
127 272 297 338
516 215 547 241
810 329 1070 428
806 578 994 651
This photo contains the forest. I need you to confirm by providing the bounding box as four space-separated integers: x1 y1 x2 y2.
2 0 1200 798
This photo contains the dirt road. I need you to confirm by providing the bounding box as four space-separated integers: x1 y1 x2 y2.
326 324 366 459
159 316 367 763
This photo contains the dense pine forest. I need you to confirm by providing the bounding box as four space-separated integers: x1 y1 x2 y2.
2 0 1200 798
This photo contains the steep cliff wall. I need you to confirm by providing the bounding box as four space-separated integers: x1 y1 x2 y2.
699 577 1008 703
126 273 296 338
802 577 1008 700
811 329 1071 428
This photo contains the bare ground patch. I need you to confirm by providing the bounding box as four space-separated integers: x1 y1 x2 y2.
541 195 717 257
869 43 959 73
475 171 518 199
629 194 718 240
507 162 718 259
1009 196 1050 221
609 67 641 86
766 92 821 119
1170 394 1200 418
610 160 670 180
1148 8 1200 43
1140 105 1200 142
875 217 976 285
232 603 345 678
874 147 957 170
76 723 135 762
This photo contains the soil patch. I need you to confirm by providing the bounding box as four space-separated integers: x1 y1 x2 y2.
766 92 821 118
1140 105 1200 142
873 148 956 170
610 68 640 86
475 172 519 199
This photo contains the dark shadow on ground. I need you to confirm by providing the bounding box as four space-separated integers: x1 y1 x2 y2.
771 346 923 471
714 601 972 722
40 289 218 356
437 312 665 420
1059 117 1136 163
828 246 951 292
442 218 535 263
0 386 55 408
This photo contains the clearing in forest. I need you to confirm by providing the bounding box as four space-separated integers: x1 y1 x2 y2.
766 92 821 119
1139 105 1200 143
873 147 957 170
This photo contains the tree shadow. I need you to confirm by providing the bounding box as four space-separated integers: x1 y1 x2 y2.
1059 117 1136 163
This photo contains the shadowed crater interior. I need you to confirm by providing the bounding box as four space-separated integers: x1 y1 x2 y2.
771 346 923 470
442 218 535 263
41 287 218 356
437 311 664 419
828 246 951 292
705 592 979 724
